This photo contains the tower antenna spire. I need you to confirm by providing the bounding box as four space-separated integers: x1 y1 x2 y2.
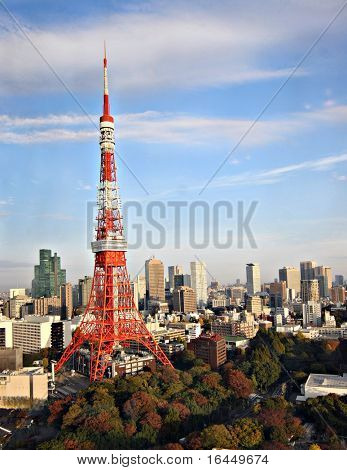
103 41 109 116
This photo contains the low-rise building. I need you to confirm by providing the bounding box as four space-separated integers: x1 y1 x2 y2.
224 336 250 350
0 367 48 408
212 320 256 339
75 349 156 379
298 373 347 401
0 347 23 371
159 341 185 356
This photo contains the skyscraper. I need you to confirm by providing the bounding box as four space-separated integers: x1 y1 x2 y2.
32 249 66 298
60 283 73 320
301 279 320 302
173 286 196 313
334 274 344 286
145 257 165 303
136 275 146 303
279 267 300 294
314 266 332 298
168 265 183 291
190 260 207 307
78 276 93 307
246 263 261 295
300 261 316 281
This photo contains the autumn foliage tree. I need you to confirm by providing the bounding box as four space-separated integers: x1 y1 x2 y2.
200 424 239 449
225 369 254 398
229 418 263 449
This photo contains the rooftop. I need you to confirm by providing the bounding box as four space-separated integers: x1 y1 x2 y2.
306 373 347 389
0 366 46 376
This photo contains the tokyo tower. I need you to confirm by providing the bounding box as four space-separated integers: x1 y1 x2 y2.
54 48 172 381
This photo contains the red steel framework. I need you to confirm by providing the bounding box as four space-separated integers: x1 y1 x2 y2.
55 48 172 381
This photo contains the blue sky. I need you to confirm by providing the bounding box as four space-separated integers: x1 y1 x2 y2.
0 0 347 290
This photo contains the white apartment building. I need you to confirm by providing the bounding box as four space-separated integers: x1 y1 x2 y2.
302 301 322 327
0 319 13 348
12 318 52 354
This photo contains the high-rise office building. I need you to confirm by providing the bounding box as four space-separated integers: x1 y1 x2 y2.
72 285 80 308
183 274 191 287
136 275 146 302
330 286 346 304
279 267 300 294
190 260 208 307
270 281 287 301
145 257 165 303
130 281 139 310
174 274 188 290
60 283 73 319
300 261 316 281
78 276 93 307
246 295 262 316
334 274 344 286
168 266 183 291
301 279 320 302
314 266 332 298
246 263 261 295
32 249 66 298
173 286 196 313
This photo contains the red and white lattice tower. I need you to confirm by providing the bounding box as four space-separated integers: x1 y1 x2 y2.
55 48 172 381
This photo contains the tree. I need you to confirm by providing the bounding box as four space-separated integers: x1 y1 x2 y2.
62 401 86 429
172 401 191 420
160 366 180 384
140 411 162 430
124 421 137 437
230 418 263 449
258 408 286 429
225 369 254 398
185 432 202 450
201 372 221 389
47 396 73 425
200 424 238 450
123 392 157 421
163 443 184 450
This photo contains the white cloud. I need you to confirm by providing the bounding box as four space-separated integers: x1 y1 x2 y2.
0 0 343 95
208 153 347 188
0 197 14 205
1 102 347 146
76 180 93 191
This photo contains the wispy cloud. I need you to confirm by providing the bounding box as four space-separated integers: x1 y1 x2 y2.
1 102 347 146
76 180 93 191
38 213 76 221
209 153 347 188
0 197 14 205
1 0 343 95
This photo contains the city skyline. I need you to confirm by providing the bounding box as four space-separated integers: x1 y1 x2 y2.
1 0 347 289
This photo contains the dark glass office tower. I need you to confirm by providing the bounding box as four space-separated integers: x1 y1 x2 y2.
32 249 66 297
